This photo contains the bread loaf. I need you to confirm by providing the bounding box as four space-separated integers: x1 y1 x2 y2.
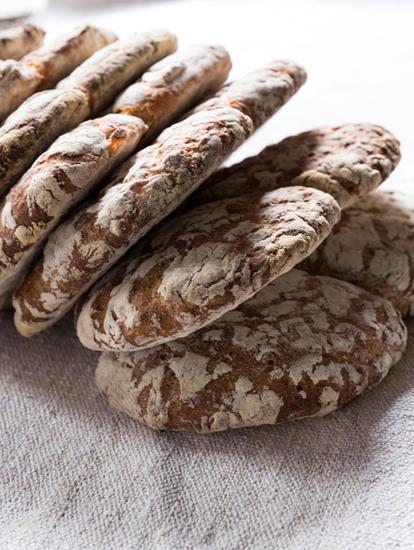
303 190 414 316
75 187 340 352
13 107 254 336
112 44 231 140
58 30 177 114
0 31 175 197
0 114 148 305
95 269 406 432
0 25 116 122
0 24 44 60
0 89 90 198
190 124 401 209
192 60 306 129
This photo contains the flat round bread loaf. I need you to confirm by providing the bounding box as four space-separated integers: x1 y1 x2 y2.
190 124 400 209
303 190 414 316
76 186 341 351
96 269 407 432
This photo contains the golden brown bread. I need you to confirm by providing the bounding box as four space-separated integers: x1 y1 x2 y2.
95 269 407 432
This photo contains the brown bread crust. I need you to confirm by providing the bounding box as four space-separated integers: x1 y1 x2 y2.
0 24 45 60
58 30 177 114
0 89 90 198
302 190 414 316
13 107 254 336
95 269 407 432
189 124 401 209
0 31 175 197
192 60 306 129
23 24 116 89
0 25 116 122
0 114 148 304
75 186 340 352
112 44 231 140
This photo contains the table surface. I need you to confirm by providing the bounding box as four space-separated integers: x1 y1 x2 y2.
2 1 414 549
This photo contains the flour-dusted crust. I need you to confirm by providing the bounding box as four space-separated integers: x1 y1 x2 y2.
0 24 44 60
0 60 43 123
191 124 400 209
303 190 414 316
0 25 115 123
95 269 407 432
0 114 147 304
58 30 177 114
112 44 231 140
0 89 90 198
23 24 116 90
192 60 306 129
13 107 254 336
75 186 340 352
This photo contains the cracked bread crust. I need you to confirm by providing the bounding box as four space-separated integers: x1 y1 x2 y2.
112 44 231 140
190 124 400 209
13 107 254 336
192 60 306 129
0 25 116 123
95 269 407 432
23 24 116 90
0 89 90 198
0 114 148 305
303 190 414 316
58 30 177 114
0 24 44 60
75 186 340 352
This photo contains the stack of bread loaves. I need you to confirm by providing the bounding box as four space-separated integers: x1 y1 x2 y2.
0 24 410 433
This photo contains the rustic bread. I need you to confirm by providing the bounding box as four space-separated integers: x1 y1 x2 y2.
95 269 407 432
0 114 148 306
112 44 231 140
23 24 116 90
190 124 400 209
0 31 175 197
0 25 116 122
13 107 254 336
58 30 177 114
303 190 414 316
0 24 44 60
0 89 90 198
75 186 340 352
0 61 43 124
191 60 306 129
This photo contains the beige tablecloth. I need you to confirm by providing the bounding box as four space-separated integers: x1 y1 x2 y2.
2 0 414 548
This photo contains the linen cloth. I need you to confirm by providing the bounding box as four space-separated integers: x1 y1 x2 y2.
2 1 414 548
